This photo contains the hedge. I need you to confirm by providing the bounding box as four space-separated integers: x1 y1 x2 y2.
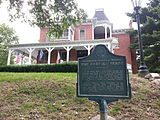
0 63 77 72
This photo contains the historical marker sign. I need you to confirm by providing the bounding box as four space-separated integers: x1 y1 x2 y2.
77 44 131 100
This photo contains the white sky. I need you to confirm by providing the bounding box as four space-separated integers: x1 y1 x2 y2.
0 0 149 44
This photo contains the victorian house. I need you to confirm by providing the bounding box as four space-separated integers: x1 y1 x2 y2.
8 9 137 73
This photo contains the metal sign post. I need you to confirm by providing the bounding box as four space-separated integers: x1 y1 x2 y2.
99 99 108 120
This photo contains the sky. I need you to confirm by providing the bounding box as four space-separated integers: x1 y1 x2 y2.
0 0 149 44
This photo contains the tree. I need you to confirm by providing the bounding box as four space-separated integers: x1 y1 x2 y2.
1 0 87 38
0 24 19 65
128 0 160 70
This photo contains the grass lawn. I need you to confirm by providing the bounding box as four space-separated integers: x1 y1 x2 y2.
0 72 160 120
0 72 99 120
0 72 77 82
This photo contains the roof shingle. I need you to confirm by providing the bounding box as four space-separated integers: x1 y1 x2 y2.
93 9 109 21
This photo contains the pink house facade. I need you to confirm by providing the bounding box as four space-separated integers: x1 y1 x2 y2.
8 9 137 73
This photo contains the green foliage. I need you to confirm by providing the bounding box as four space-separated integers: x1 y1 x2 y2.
0 24 19 65
5 0 87 38
128 0 160 70
0 24 19 45
0 49 8 65
109 105 122 116
149 67 160 73
0 62 77 72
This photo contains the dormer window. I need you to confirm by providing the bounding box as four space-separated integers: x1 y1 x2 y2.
79 29 85 40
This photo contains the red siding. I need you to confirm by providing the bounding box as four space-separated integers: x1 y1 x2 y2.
39 26 137 73
40 25 93 42
113 33 138 73
69 49 77 61
51 50 57 63
74 24 93 40
113 34 132 64
39 28 49 43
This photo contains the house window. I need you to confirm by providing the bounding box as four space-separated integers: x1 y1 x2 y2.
107 27 110 38
79 29 85 40
62 29 68 39
94 26 105 39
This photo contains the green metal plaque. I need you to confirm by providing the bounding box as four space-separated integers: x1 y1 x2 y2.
77 44 131 101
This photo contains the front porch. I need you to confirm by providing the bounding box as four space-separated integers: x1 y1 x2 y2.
8 38 118 65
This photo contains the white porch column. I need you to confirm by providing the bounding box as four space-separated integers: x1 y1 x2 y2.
45 47 54 64
64 46 73 62
84 45 94 55
27 48 35 65
7 49 13 65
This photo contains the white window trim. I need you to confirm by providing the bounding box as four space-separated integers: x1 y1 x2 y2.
79 29 86 40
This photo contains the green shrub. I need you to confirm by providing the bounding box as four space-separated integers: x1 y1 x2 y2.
149 67 160 73
0 62 77 72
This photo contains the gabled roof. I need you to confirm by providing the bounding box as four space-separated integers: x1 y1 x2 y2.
93 8 109 21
